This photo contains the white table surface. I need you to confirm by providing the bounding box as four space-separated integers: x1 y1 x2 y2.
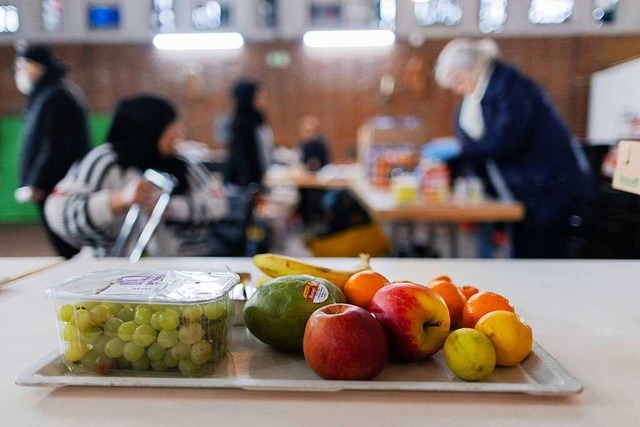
1 257 639 426
0 257 63 286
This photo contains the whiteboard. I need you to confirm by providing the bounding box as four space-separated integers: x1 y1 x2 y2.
587 57 640 144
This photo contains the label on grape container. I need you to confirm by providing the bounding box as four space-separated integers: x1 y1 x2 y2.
302 281 329 304
98 275 176 296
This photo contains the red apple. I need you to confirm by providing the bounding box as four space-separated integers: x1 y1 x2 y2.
303 303 389 380
369 282 450 362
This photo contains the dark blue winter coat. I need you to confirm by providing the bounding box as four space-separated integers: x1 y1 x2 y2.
456 60 590 222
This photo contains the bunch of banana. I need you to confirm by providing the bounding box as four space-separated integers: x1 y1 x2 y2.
252 253 371 290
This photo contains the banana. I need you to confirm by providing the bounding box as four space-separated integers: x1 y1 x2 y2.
252 253 371 290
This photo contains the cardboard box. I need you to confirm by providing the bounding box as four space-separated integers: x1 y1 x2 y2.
357 116 429 166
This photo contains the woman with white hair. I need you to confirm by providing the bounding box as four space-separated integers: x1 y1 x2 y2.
428 38 591 258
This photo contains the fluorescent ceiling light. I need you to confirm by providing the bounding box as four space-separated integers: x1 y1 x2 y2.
303 30 395 49
153 32 244 50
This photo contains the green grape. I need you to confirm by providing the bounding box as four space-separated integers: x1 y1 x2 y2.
178 359 200 376
163 352 179 368
158 309 180 330
134 305 154 325
62 323 80 342
123 342 145 362
146 342 166 361
117 321 137 341
103 317 123 337
104 337 126 358
91 335 112 354
150 312 163 331
151 304 166 312
73 309 93 332
206 322 226 341
117 307 135 322
65 341 88 362
178 323 203 345
157 329 178 348
131 355 150 371
58 304 75 322
190 341 212 365
76 301 99 310
105 303 123 316
79 326 102 344
150 360 168 372
182 305 203 323
170 342 191 360
116 356 132 370
204 300 227 320
90 304 109 325
80 349 99 371
132 324 157 347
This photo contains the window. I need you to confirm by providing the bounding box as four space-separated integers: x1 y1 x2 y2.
414 0 462 27
192 1 229 30
529 0 574 25
479 0 507 33
593 0 619 25
42 0 63 33
152 0 175 33
257 0 277 29
0 5 19 33
310 2 342 28
343 0 396 29
377 0 396 30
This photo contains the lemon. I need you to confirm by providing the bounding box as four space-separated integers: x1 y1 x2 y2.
444 328 496 381
243 275 345 351
475 310 533 367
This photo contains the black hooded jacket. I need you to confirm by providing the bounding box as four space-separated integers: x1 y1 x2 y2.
19 68 91 194
224 80 267 187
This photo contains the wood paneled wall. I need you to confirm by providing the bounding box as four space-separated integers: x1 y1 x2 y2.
2 35 640 161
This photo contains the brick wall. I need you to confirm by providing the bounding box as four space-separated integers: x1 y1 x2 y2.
2 35 640 161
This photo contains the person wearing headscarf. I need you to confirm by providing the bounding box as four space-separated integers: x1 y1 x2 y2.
13 43 91 258
429 38 592 258
224 79 274 187
45 95 228 257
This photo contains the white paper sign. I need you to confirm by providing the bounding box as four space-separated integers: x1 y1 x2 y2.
613 140 640 196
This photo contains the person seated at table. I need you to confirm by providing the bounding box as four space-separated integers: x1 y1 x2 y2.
298 115 329 172
44 95 228 257
295 115 331 226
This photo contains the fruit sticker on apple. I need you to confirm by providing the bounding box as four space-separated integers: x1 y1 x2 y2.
369 282 450 362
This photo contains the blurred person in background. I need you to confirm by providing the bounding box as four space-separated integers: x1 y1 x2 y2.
428 38 591 258
297 115 331 226
298 114 329 172
45 95 228 257
224 79 274 188
13 43 91 258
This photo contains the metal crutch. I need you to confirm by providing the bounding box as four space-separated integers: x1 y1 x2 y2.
110 169 177 262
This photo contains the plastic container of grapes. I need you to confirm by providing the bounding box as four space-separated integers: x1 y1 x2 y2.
45 270 239 378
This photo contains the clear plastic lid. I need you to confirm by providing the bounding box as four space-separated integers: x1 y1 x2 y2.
45 270 240 304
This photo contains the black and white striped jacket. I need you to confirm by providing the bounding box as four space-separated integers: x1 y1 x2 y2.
44 143 228 256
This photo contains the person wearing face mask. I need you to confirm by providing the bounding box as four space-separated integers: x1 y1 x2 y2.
13 43 91 258
428 38 592 258
44 95 229 257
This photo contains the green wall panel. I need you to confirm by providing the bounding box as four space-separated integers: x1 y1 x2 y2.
0 114 110 224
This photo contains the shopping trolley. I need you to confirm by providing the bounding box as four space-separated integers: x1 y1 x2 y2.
110 169 177 262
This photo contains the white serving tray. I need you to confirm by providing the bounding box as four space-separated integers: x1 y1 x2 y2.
16 326 583 396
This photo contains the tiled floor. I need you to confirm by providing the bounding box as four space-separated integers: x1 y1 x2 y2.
0 224 57 257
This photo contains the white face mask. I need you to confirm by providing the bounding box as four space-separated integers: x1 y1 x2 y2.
15 71 34 95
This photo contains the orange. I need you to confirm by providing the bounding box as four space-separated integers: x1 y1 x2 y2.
459 285 480 300
461 291 514 328
429 275 452 284
343 270 389 309
430 280 466 328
